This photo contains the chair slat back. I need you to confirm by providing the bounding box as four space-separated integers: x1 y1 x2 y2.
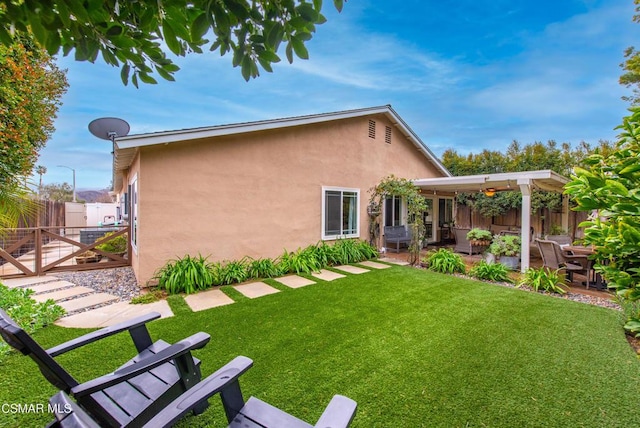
0 309 78 391
535 239 561 269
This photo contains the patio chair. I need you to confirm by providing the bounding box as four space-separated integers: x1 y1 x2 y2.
452 228 485 255
0 310 210 427
535 239 590 288
544 234 572 246
48 356 358 428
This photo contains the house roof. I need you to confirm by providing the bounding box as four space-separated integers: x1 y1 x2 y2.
413 169 569 194
112 105 452 190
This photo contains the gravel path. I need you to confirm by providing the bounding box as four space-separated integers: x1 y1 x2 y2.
54 267 141 301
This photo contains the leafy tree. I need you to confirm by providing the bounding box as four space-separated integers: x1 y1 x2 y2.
0 0 344 86
35 165 47 196
620 0 640 104
442 140 614 219
0 37 67 190
40 183 78 202
565 108 640 307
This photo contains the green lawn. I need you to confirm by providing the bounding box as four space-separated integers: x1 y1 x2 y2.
2 265 640 427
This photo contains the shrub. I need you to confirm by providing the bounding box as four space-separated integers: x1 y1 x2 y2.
423 248 466 274
280 246 321 274
154 254 215 294
489 235 521 257
518 267 566 294
96 232 127 253
130 289 164 304
247 257 282 279
314 241 337 267
332 239 377 264
218 258 249 284
466 228 493 242
469 260 512 283
0 283 65 359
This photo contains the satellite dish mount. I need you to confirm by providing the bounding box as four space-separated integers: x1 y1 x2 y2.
88 117 130 142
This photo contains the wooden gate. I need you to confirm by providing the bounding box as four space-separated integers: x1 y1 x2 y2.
0 225 130 278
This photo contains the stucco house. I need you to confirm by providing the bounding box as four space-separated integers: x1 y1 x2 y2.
111 105 452 284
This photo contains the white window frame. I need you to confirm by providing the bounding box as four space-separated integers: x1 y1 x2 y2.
130 174 139 254
321 186 360 240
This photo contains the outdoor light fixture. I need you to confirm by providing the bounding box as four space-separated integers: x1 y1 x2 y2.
483 188 496 197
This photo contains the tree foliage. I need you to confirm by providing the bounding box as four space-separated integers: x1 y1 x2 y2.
40 182 77 202
0 0 344 86
0 37 67 189
620 0 640 104
565 108 640 305
441 140 615 218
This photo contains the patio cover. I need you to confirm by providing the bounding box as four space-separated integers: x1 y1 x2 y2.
413 170 569 272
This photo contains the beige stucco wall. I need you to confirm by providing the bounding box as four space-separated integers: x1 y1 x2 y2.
129 115 444 284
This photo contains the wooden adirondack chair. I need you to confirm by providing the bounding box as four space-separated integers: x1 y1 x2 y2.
48 356 358 428
0 310 210 427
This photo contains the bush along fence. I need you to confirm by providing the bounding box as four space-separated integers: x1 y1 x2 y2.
154 239 379 295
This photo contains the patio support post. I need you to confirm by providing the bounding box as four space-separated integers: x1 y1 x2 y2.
562 194 569 234
518 181 532 272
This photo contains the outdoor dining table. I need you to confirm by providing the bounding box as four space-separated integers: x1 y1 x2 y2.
563 245 607 290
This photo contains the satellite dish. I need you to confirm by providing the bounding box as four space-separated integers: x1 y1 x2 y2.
88 117 130 141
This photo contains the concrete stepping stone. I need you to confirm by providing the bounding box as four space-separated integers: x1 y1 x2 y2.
311 269 346 282
185 289 235 312
274 275 315 289
378 257 410 266
358 260 391 269
27 280 76 294
32 286 94 302
233 282 279 299
56 300 174 328
2 275 59 289
58 293 119 313
333 265 370 275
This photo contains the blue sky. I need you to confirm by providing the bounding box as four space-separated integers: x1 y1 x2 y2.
37 0 637 189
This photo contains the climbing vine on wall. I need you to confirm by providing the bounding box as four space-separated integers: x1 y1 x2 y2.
369 175 427 265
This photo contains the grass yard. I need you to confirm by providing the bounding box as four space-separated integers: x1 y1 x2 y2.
1 265 640 427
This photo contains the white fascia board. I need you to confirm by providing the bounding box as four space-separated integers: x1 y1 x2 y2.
115 106 392 150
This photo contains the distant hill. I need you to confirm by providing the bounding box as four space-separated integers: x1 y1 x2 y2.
77 189 112 203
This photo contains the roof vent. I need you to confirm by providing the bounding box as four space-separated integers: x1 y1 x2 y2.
368 120 376 139
385 126 392 144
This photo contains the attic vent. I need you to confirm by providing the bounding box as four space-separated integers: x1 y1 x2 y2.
368 120 376 139
385 126 392 144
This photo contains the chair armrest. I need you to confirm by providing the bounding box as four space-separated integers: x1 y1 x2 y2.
314 395 357 428
142 356 254 427
47 312 161 357
563 253 590 269
71 332 211 397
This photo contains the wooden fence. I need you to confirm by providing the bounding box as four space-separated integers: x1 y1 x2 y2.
0 225 130 278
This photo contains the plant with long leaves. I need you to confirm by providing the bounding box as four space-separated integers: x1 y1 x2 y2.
469 260 512 283
517 267 566 294
154 254 215 294
423 248 466 275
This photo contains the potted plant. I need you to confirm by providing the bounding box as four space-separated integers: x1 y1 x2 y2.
466 228 493 246
75 250 100 264
96 232 128 257
489 234 521 270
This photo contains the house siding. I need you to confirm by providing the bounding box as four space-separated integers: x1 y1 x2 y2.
127 114 442 284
